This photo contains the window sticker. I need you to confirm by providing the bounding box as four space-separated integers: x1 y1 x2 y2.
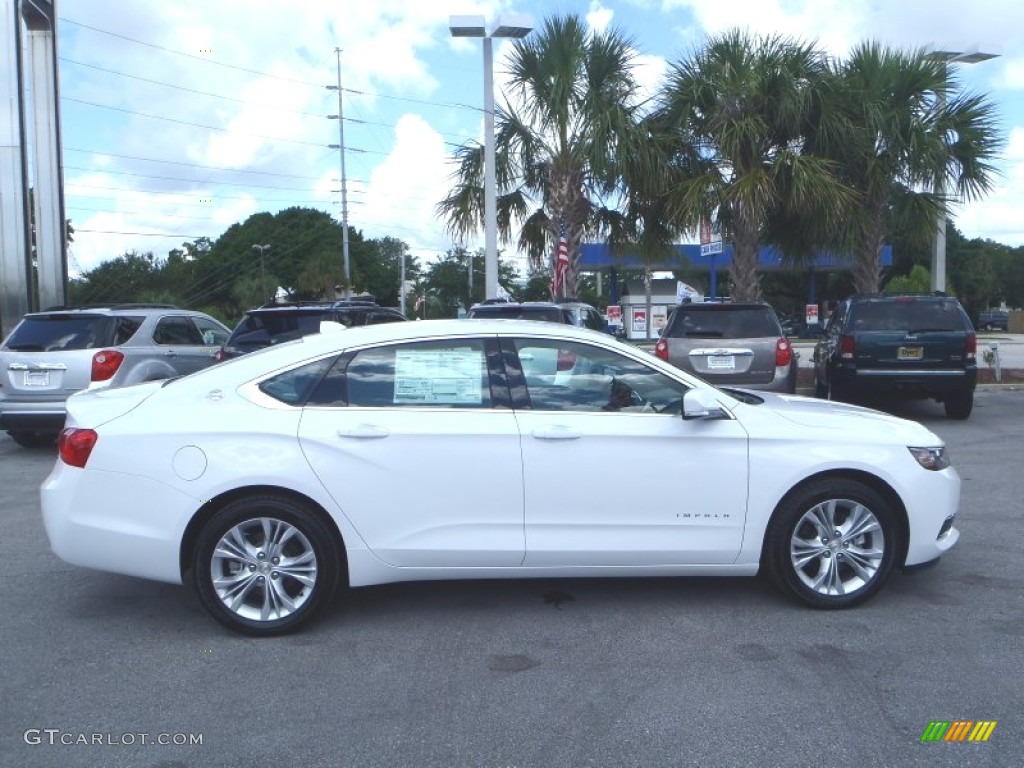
394 347 484 405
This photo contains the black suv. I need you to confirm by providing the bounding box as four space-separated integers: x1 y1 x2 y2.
218 299 406 360
466 300 610 331
813 294 977 418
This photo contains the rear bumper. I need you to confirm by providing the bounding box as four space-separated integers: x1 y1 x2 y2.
831 365 976 397
0 403 67 431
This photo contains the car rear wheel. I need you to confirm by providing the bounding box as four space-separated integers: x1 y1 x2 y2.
7 430 59 449
193 495 340 636
765 479 899 609
944 390 973 420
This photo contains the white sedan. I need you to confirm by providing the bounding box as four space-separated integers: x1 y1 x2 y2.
41 319 960 635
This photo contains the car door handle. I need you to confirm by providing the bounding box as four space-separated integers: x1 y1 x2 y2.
337 425 390 439
531 426 581 440
164 351 178 357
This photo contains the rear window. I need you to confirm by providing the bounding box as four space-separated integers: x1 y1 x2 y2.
851 300 967 332
3 314 113 351
468 306 567 323
665 307 780 338
228 311 327 349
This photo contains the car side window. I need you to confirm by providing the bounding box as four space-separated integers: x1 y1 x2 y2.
584 309 606 331
342 339 493 409
192 317 229 346
154 316 203 345
260 357 336 406
113 316 144 345
512 339 689 414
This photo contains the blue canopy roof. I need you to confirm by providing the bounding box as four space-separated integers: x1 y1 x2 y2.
578 243 892 270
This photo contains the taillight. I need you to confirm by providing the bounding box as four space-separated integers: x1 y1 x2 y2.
556 350 577 371
965 332 976 361
91 349 125 381
654 338 669 361
58 428 98 468
775 338 793 367
839 335 855 360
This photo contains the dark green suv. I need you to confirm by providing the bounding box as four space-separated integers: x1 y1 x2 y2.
813 294 977 419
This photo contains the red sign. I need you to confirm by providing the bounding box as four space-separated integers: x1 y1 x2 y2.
806 304 820 325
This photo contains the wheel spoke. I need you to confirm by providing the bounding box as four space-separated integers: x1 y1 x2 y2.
791 537 827 570
209 516 319 623
843 504 880 541
844 546 883 581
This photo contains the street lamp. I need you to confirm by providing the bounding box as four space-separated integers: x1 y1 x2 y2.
927 49 999 293
252 243 271 302
449 14 534 300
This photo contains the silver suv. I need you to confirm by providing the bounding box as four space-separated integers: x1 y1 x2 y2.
0 304 230 447
653 302 797 393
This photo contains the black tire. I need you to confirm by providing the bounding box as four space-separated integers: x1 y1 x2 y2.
944 390 973 420
814 372 827 399
193 494 341 636
7 430 59 449
764 479 900 609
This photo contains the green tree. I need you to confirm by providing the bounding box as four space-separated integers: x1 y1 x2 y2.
438 14 646 299
654 30 853 302
821 43 1001 293
884 265 932 294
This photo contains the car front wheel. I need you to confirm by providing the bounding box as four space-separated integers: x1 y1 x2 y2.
765 480 899 609
193 495 341 636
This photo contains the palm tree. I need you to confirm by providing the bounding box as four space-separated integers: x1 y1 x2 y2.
820 43 1001 294
437 14 646 299
654 29 853 301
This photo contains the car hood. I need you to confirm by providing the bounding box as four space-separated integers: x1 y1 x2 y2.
65 380 165 428
741 391 943 445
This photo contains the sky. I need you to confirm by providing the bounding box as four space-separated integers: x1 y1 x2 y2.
47 0 1024 279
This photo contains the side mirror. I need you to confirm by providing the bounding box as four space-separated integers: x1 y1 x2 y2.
682 389 729 421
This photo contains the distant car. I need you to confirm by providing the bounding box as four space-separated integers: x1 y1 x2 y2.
977 309 1009 332
813 294 977 419
467 299 610 332
653 302 797 393
218 299 407 360
42 319 960 635
0 304 230 448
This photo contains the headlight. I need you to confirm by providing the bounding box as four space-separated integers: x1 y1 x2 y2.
908 446 950 471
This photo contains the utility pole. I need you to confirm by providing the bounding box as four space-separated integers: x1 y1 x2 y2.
327 48 351 300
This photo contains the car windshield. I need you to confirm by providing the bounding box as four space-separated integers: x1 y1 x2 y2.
672 307 779 338
851 300 965 332
3 314 111 351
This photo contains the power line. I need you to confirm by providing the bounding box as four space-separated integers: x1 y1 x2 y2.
64 147 324 180
60 57 329 118
64 165 317 192
59 17 323 87
65 181 328 204
62 96 330 148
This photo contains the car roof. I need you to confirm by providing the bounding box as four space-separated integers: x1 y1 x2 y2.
675 302 772 310
26 304 198 317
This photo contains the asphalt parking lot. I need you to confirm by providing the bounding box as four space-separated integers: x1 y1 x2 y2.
2 389 1023 768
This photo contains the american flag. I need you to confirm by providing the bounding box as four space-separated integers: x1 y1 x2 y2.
551 225 570 299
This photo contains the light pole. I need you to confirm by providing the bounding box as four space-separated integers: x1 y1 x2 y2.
927 49 999 293
449 14 533 300
252 243 271 302
327 47 351 300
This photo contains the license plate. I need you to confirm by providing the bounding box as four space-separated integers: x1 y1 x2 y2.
24 371 50 387
707 355 735 370
897 346 923 361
